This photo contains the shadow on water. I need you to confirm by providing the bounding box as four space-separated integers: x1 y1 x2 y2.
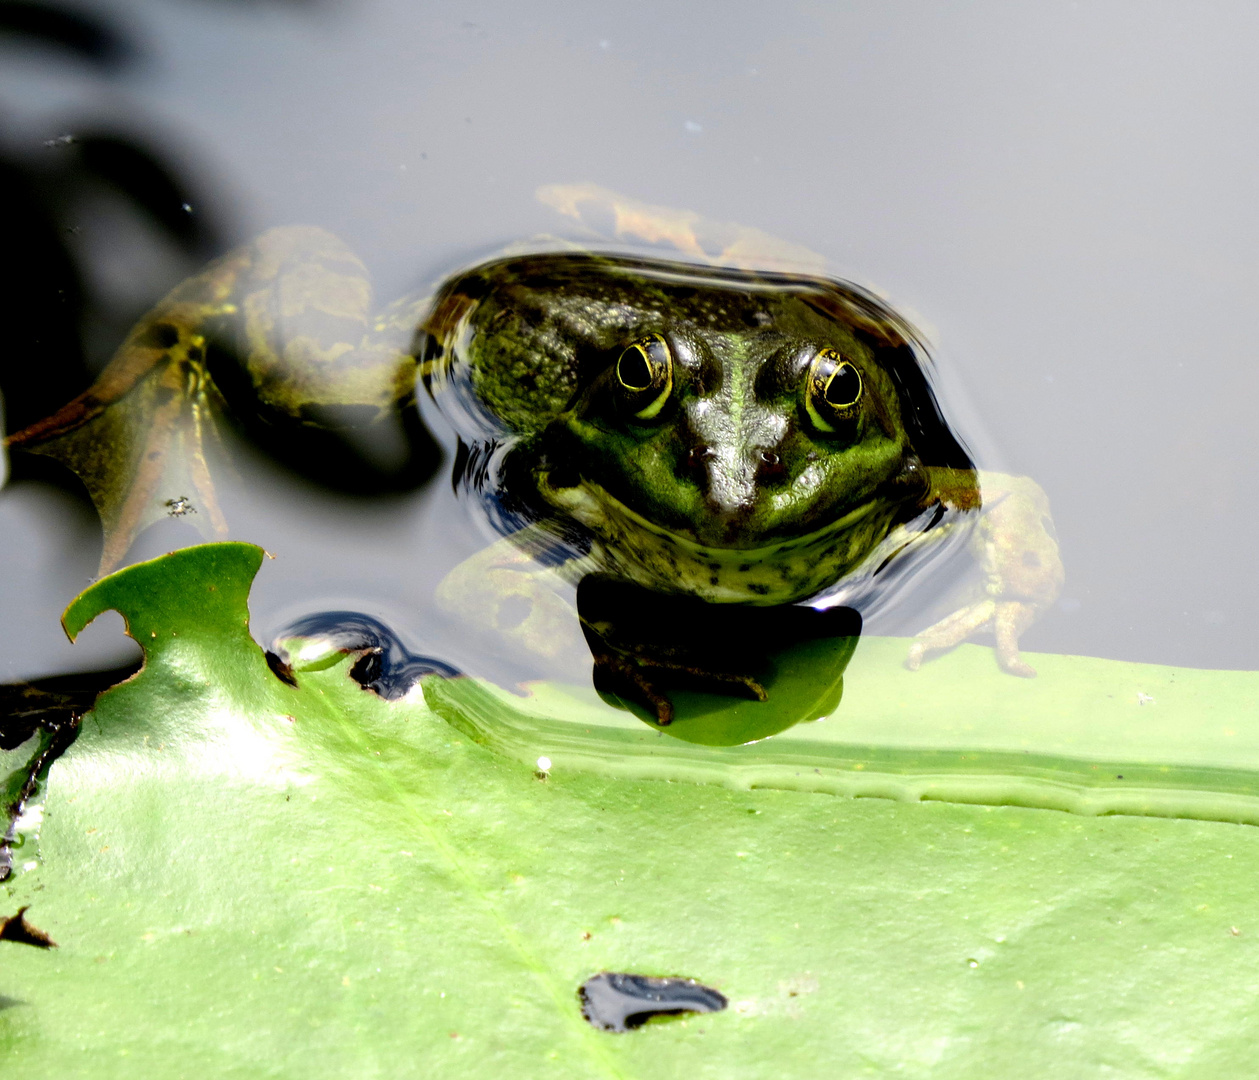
0 1 138 71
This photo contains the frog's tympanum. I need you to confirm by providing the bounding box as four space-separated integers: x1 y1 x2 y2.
6 190 1063 730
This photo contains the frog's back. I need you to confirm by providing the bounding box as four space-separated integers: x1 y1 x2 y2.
419 251 970 473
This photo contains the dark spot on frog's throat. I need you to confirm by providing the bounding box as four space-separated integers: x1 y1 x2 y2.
578 972 727 1033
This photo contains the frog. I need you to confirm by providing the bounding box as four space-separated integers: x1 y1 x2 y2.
4 184 1063 719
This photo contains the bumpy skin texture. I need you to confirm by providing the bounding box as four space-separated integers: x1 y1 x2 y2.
421 252 981 607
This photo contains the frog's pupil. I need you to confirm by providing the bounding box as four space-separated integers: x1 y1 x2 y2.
617 346 654 391
824 363 861 408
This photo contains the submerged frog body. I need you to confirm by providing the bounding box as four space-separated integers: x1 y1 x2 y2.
6 207 1063 695
421 251 980 610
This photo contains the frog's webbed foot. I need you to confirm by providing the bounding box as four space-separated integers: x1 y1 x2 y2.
576 576 793 726
7 299 234 574
588 646 768 726
907 473 1063 677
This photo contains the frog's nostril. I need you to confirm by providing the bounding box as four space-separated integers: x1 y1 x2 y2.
683 445 716 479
757 449 786 483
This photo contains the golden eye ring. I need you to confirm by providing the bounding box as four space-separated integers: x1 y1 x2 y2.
615 334 674 419
805 348 862 432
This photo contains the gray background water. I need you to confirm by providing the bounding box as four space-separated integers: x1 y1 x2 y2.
2 0 1256 680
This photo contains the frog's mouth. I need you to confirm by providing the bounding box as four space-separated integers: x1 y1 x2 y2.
537 472 905 604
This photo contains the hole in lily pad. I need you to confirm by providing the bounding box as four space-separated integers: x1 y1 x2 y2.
269 611 459 699
578 971 727 1032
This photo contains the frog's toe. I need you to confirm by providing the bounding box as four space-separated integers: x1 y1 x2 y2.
993 601 1039 678
997 653 1038 678
591 655 676 725
906 600 996 670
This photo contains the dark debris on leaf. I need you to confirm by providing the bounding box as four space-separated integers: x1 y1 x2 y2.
578 972 727 1032
0 907 57 949
0 667 130 750
0 664 137 881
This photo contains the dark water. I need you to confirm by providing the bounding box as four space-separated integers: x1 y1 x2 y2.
2 0 1258 696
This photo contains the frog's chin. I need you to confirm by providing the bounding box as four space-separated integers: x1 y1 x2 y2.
538 474 903 605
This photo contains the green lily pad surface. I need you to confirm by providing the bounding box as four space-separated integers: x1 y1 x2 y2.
3 543 1259 1077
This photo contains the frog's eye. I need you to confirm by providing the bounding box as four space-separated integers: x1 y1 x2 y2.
805 348 863 432
615 334 674 420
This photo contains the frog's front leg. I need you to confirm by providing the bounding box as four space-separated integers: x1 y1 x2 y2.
6 226 418 573
434 531 592 665
907 472 1064 677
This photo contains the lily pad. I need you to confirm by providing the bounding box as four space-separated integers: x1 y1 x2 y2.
3 543 1259 1077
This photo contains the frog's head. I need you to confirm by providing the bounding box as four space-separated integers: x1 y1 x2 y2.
429 254 973 601
550 326 910 551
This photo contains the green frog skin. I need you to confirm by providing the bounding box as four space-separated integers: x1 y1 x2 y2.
420 251 981 609
7 225 1063 677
